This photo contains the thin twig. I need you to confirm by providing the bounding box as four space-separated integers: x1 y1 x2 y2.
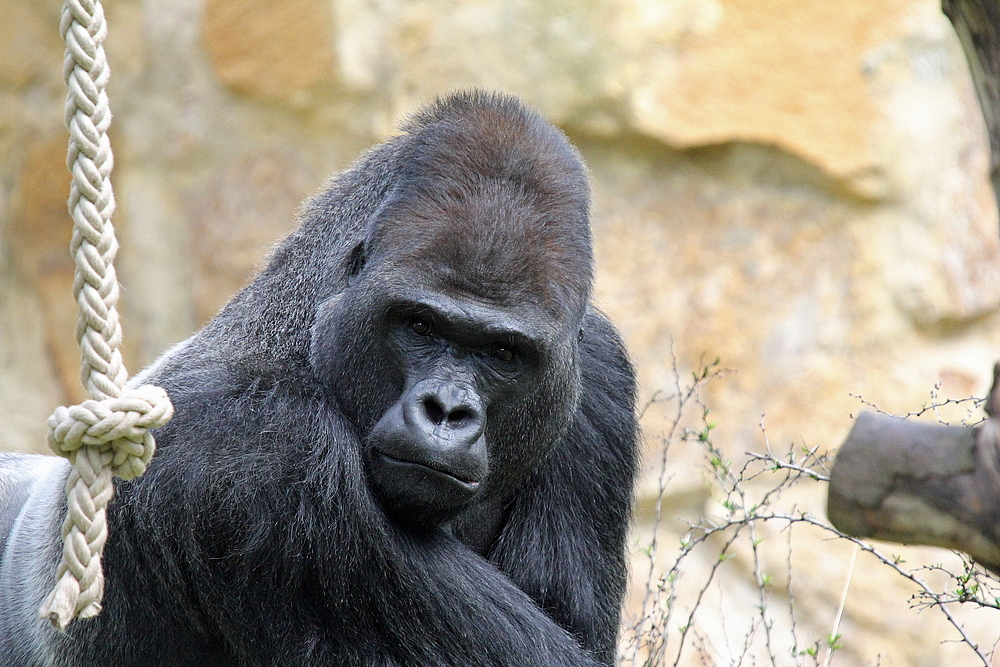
822 543 857 667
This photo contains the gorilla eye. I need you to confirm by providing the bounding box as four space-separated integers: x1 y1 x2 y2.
408 318 433 336
491 345 516 364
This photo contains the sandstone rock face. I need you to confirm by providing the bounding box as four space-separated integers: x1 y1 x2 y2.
203 0 335 105
2 0 998 663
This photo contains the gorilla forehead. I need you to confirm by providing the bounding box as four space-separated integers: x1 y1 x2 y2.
369 91 594 319
371 184 577 320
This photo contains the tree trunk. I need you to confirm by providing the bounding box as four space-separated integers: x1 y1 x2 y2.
942 0 1000 212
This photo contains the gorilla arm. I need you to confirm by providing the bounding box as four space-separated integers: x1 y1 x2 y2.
342 528 607 667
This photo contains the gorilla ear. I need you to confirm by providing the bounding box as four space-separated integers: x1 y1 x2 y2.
347 242 367 282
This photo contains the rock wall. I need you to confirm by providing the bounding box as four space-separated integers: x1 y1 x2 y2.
2 0 999 663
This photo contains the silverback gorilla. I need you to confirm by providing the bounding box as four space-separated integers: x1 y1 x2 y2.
0 91 638 666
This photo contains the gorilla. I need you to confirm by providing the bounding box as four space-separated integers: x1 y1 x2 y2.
0 91 638 666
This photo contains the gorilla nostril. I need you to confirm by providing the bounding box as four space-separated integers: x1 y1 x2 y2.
422 397 446 425
424 396 450 426
447 408 472 427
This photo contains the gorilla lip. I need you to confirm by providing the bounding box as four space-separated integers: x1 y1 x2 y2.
376 451 482 489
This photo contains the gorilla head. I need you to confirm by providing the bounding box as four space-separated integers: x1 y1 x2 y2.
309 94 594 525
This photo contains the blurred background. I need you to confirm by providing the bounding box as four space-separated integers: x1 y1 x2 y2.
2 0 1000 664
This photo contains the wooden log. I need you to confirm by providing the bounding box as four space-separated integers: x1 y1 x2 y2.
828 393 1000 573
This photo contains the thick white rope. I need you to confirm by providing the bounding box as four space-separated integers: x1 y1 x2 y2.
39 0 173 631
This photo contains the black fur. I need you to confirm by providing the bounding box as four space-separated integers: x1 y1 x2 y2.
0 91 638 666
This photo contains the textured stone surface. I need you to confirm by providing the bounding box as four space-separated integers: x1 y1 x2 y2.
202 0 334 105
624 0 914 178
3 0 1000 662
0 0 61 89
326 0 940 192
8 135 84 406
0 278 63 454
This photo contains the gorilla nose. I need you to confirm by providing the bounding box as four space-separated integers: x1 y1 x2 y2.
405 382 485 444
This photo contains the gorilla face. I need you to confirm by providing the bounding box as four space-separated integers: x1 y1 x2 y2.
359 281 559 523
310 183 585 526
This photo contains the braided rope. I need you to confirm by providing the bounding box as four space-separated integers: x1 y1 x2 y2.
39 0 173 631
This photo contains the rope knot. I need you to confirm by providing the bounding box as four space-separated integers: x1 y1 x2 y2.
47 385 174 480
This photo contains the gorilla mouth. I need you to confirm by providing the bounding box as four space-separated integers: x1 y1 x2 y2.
376 452 483 489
